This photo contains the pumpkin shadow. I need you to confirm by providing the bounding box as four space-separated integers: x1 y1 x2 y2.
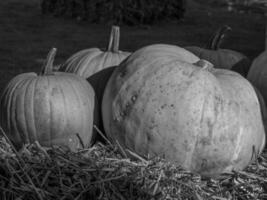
231 57 251 77
87 66 116 144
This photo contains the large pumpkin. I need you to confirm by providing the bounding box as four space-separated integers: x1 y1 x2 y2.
185 25 251 77
102 44 265 177
0 48 98 151
59 26 131 78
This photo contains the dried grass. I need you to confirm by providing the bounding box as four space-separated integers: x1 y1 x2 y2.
0 129 266 200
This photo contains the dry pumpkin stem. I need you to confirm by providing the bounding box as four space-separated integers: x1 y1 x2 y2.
39 48 57 76
107 26 120 53
207 25 232 50
0 135 266 200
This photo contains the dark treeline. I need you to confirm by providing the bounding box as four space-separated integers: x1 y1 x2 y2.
41 0 186 25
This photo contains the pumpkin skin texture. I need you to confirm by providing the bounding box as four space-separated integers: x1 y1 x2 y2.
59 26 130 78
102 44 265 177
0 48 98 151
185 25 251 77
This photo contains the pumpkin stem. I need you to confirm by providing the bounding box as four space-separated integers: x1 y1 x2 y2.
207 25 232 50
107 26 120 53
40 48 57 76
195 59 214 71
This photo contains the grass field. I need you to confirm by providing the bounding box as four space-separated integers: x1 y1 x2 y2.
0 0 265 93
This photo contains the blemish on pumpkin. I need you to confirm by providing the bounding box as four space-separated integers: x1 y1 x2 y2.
146 132 153 143
214 95 223 116
157 109 163 115
125 103 130 109
120 111 126 118
113 116 119 122
122 98 136 118
131 94 137 102
160 104 167 109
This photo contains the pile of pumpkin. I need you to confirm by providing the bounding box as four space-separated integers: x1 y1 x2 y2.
0 25 266 179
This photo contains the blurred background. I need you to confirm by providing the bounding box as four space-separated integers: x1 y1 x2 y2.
0 0 266 92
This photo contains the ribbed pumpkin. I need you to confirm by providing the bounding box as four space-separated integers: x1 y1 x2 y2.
185 25 251 77
102 44 265 177
0 48 98 151
59 26 131 78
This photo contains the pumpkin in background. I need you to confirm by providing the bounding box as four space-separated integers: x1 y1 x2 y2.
0 48 98 151
102 44 265 177
59 25 131 78
185 25 251 77
253 86 267 132
247 51 267 128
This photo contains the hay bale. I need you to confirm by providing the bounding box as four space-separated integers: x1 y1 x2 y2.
0 126 267 199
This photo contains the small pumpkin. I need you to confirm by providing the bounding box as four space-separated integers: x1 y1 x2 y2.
102 44 265 177
185 25 251 77
0 48 98 151
59 25 131 78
